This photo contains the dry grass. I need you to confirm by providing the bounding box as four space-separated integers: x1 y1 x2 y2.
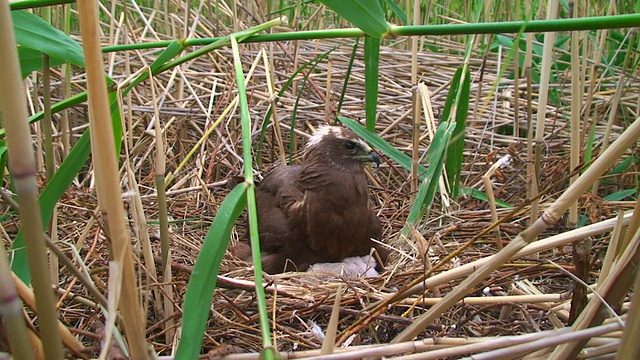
3 6 639 358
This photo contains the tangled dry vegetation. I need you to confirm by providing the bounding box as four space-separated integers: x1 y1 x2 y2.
4 33 639 359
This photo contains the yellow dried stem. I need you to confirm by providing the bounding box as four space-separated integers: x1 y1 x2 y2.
531 0 559 226
76 0 147 358
321 284 344 355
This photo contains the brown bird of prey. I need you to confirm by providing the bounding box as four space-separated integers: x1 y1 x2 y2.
234 125 389 274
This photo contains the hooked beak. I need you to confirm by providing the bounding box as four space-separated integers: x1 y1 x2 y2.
368 151 381 167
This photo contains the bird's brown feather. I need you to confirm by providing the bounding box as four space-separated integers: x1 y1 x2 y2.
234 126 389 274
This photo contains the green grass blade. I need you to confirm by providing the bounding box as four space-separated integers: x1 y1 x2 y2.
149 39 187 72
12 10 84 69
444 65 471 198
319 0 390 38
230 35 274 356
462 187 514 208
584 121 597 165
364 37 380 131
11 92 122 282
174 183 248 359
338 116 427 178
10 129 89 282
381 0 408 25
603 189 637 201
608 155 637 175
405 121 457 227
0 142 6 188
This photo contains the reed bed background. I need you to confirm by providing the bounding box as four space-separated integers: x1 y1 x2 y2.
1 0 639 359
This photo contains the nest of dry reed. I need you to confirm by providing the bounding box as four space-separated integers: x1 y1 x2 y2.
3 36 638 359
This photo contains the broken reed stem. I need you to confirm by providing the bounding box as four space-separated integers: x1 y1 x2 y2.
391 117 640 344
617 241 640 360
482 155 511 249
531 0 559 226
550 225 639 358
76 0 147 358
321 284 344 355
568 3 583 227
0 1 63 359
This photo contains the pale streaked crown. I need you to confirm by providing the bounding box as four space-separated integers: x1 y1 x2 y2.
307 125 369 150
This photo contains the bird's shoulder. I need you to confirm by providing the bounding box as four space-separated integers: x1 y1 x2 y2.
259 165 301 191
257 165 304 212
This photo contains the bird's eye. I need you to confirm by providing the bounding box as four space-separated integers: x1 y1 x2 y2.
343 141 356 151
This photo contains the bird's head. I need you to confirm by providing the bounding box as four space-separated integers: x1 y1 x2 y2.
305 126 380 169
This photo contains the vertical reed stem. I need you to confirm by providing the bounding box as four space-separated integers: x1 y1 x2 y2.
0 1 63 358
76 0 147 358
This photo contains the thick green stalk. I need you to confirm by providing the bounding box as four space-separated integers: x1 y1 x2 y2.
99 13 640 53
9 0 75 10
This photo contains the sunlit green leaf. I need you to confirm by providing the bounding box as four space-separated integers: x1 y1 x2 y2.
443 66 471 198
17 47 65 78
319 0 390 38
12 10 85 70
175 183 248 359
405 121 456 227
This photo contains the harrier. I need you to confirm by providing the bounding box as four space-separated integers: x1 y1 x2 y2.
233 125 389 274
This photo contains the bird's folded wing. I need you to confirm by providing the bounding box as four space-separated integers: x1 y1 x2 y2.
254 165 304 252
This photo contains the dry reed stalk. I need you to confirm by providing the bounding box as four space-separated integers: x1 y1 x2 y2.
598 211 626 287
550 217 639 358
76 0 147 358
393 293 563 306
468 321 623 360
392 112 639 342
0 1 63 358
531 0 559 227
617 248 640 360
482 155 512 249
320 284 343 355
262 48 287 163
146 70 176 344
